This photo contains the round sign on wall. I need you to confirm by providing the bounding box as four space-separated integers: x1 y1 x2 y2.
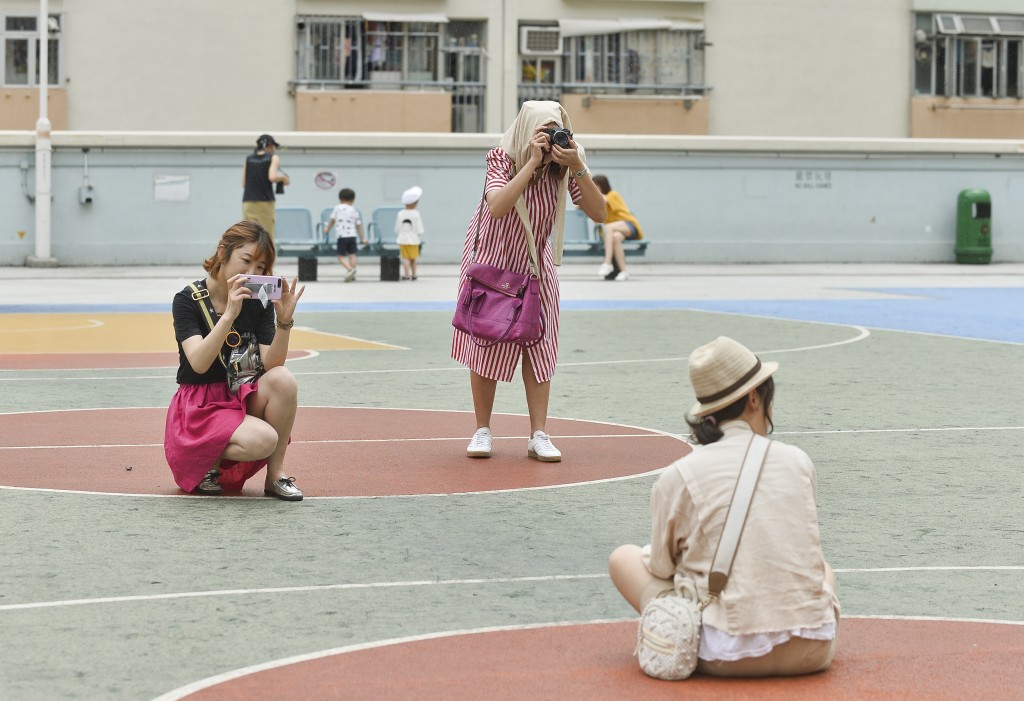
314 171 337 190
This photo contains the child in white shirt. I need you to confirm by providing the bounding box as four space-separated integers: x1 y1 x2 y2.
396 186 425 281
325 188 366 282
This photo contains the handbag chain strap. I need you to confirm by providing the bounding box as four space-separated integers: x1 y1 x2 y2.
188 280 231 371
693 433 771 610
470 182 542 281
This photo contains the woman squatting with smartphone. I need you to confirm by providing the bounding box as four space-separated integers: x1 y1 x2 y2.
164 220 306 500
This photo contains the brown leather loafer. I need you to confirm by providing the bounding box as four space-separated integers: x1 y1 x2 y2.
194 468 223 495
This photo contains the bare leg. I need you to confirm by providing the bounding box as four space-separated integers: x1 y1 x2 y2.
602 226 616 266
609 544 661 613
337 256 354 271
242 366 299 485
604 222 632 272
470 370 497 429
410 259 418 278
220 415 278 464
521 352 551 434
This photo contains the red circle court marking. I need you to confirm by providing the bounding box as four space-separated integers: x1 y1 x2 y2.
177 618 1024 700
0 408 689 496
0 349 313 370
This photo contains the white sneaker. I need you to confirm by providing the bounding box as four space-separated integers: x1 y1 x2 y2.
527 430 561 462
598 262 614 278
345 268 357 282
467 428 492 458
614 271 629 282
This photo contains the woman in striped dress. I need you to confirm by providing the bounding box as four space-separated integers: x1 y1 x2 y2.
452 101 606 462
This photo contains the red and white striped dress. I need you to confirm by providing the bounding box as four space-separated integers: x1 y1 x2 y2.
452 148 582 383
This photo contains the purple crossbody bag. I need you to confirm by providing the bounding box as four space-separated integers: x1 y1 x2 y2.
452 195 545 348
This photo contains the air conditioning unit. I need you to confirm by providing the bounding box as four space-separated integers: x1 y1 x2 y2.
520 26 562 56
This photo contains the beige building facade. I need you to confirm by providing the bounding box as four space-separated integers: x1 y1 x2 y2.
0 0 1021 138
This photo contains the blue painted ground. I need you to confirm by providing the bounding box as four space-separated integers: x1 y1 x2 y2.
3 288 1021 344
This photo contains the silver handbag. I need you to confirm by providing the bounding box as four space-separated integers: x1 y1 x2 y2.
227 332 265 394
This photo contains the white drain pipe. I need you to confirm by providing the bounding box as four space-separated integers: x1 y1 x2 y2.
28 0 57 267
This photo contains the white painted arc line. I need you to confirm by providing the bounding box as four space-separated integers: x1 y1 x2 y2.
0 434 666 451
151 613 1024 701
0 574 610 612
150 617 638 701
0 319 105 333
0 325 869 382
833 566 1024 573
5 567 1024 614
10 423 1023 450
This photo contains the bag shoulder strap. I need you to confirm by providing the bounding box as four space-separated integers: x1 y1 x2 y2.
705 434 771 601
471 178 541 280
187 280 228 371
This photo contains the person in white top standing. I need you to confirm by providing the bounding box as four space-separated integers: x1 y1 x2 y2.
324 188 367 282
395 186 425 280
609 336 840 678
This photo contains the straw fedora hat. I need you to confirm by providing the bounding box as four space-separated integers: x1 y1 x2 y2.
688 336 778 418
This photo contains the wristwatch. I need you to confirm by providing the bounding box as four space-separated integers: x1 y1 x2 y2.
574 166 589 178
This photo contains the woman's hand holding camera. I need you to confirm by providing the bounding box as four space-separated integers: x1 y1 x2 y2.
223 274 254 322
527 128 552 171
273 277 305 327
550 138 583 174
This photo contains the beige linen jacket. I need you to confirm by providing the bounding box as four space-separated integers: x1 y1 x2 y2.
645 420 839 635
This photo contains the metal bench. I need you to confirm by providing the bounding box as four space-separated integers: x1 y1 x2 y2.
560 208 648 257
277 206 383 257
274 207 322 256
367 206 425 258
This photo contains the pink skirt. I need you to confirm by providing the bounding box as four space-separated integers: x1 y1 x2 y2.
164 380 266 493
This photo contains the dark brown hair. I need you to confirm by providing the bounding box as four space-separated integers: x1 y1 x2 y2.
685 376 775 445
592 174 611 195
202 220 275 278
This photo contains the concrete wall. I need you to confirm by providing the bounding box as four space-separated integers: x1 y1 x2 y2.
911 97 1024 139
3 132 1023 267
705 0 912 137
561 94 709 135
0 88 67 130
295 90 453 132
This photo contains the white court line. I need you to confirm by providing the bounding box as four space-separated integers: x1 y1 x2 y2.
0 323 869 382
5 567 1022 614
0 433 664 451
151 612 1024 701
150 617 636 701
0 574 611 612
0 318 105 333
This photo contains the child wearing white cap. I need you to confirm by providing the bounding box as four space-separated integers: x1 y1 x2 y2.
396 186 425 280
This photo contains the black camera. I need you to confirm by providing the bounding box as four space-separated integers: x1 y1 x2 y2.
275 182 285 195
542 127 573 148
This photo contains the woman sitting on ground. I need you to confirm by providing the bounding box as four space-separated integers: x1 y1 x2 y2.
609 336 840 677
593 174 642 282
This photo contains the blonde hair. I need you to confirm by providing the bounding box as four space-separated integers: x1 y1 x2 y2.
203 220 276 278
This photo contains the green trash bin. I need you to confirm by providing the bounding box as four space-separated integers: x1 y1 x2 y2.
955 189 992 264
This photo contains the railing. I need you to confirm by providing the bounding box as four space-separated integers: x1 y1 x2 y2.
518 82 710 104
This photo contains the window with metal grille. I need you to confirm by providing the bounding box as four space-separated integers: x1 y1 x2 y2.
914 13 1024 98
2 14 62 87
295 16 487 132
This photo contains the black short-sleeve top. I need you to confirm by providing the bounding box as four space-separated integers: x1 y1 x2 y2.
171 283 276 385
